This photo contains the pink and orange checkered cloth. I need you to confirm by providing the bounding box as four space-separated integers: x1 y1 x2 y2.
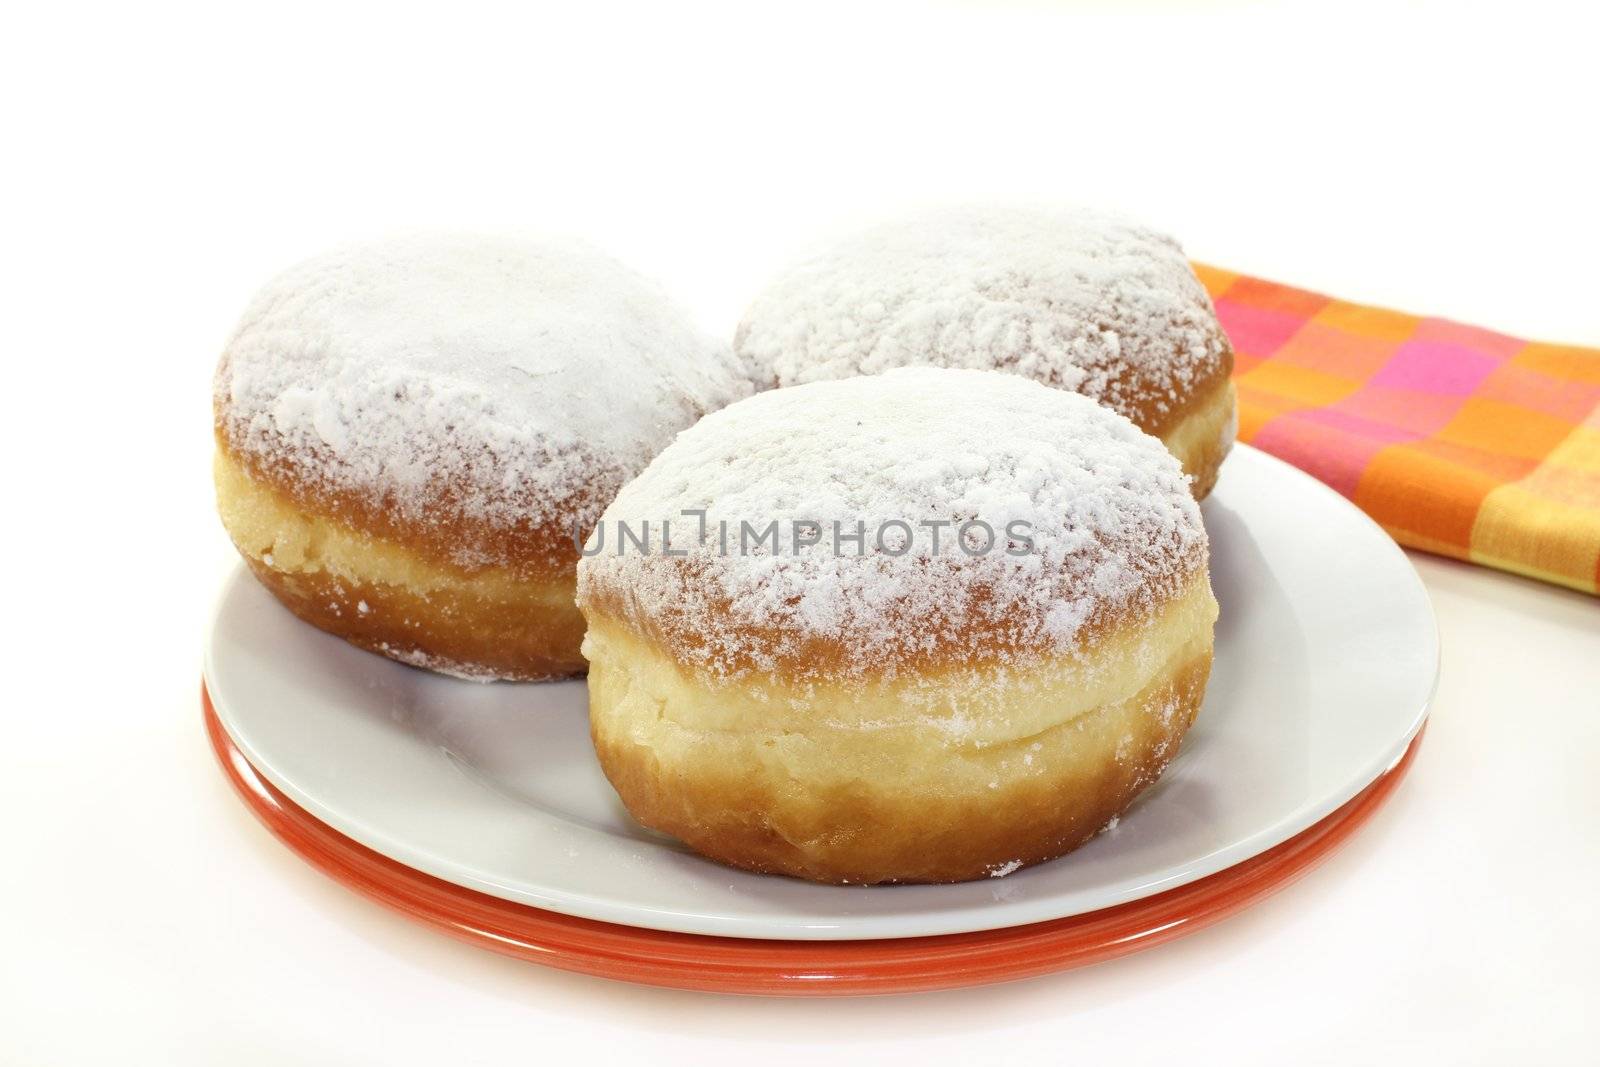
1195 266 1600 595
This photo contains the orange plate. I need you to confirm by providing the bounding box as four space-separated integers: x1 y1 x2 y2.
205 684 1422 997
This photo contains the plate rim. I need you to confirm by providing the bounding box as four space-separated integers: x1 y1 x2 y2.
204 687 1426 994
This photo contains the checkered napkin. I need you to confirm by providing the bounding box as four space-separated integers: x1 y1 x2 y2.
1194 265 1600 595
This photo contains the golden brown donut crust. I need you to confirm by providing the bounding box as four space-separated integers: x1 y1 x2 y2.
587 621 1212 885
241 561 585 681
215 444 586 680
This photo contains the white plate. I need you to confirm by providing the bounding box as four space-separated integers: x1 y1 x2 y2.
204 444 1437 941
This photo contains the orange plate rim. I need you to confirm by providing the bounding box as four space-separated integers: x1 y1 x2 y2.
203 682 1422 997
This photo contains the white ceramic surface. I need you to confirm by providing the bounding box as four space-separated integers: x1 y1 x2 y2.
203 444 1438 940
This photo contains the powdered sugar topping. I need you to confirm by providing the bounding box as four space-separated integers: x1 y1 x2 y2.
735 205 1229 426
577 367 1207 680
214 233 748 560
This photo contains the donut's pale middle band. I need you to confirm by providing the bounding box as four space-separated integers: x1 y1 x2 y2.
1160 378 1236 499
584 577 1216 747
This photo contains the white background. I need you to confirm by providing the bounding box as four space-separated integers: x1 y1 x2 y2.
4 1 1598 1064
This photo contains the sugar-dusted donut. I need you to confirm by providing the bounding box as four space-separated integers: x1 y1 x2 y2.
735 205 1236 497
213 233 748 681
576 367 1218 884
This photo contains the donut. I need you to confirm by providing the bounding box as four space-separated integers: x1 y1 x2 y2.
213 233 748 681
735 205 1237 498
576 366 1218 884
